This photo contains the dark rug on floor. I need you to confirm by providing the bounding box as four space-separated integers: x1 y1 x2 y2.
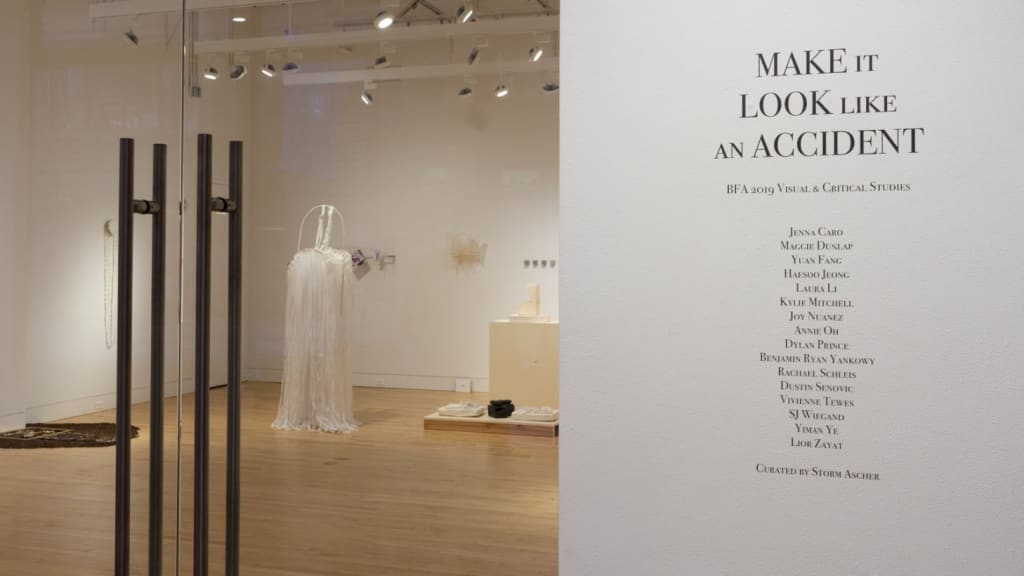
0 423 139 449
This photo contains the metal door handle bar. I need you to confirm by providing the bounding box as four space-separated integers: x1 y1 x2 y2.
194 133 243 576
115 138 167 576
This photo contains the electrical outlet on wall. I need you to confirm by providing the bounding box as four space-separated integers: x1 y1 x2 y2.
455 378 472 393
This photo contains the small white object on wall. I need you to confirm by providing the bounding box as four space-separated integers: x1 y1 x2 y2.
103 219 117 350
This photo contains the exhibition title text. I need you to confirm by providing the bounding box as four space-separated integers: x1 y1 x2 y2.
714 48 925 160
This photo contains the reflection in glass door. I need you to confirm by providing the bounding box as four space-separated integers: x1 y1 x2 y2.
0 0 184 574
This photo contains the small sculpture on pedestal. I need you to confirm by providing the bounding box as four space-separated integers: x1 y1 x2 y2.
510 283 549 322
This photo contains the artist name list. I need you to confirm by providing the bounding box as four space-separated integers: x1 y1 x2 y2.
759 226 875 452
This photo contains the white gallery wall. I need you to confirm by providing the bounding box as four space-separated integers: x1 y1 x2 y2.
562 1 1023 574
0 0 246 430
242 72 560 391
0 0 33 431
0 0 555 428
24 0 181 423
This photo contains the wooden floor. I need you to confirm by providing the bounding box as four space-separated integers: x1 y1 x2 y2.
0 383 559 575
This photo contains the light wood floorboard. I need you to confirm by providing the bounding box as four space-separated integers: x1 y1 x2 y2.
0 383 558 575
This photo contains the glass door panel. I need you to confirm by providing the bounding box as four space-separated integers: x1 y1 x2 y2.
182 1 560 575
0 0 185 574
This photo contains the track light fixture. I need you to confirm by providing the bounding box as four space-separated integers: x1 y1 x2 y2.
361 91 374 105
468 47 480 66
123 29 139 47
229 64 247 80
232 15 247 23
203 67 219 80
529 46 544 63
495 84 509 98
260 64 277 78
542 82 559 93
458 86 473 97
456 2 475 23
373 56 390 69
375 11 395 29
283 62 300 72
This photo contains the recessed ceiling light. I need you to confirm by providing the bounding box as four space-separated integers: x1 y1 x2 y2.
495 84 509 98
203 67 219 80
374 11 395 29
260 64 277 78
232 16 247 23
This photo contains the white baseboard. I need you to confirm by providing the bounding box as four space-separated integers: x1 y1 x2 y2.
244 369 489 393
23 377 196 424
0 411 25 433
353 373 489 393
245 368 282 382
12 370 489 426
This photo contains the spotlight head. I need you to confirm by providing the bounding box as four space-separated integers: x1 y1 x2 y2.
456 3 475 24
495 84 509 98
232 16 247 23
529 46 544 63
542 82 559 93
361 91 374 105
283 62 300 72
123 29 139 47
467 47 480 66
203 67 219 80
374 11 395 29
373 56 390 69
229 64 247 80
458 86 473 97
260 64 277 78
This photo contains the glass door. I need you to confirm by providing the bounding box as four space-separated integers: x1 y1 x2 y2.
180 1 560 575
0 0 185 574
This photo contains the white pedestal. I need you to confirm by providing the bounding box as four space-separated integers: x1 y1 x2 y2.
488 319 560 409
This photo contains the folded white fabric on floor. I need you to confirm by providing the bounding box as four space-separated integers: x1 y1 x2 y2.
438 401 485 418
511 406 559 422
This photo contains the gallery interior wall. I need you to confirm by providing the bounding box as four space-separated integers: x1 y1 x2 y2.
0 0 33 432
0 0 559 431
561 1 1024 575
241 72 560 391
0 0 248 430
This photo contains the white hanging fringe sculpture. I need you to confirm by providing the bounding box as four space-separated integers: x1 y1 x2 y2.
273 205 359 433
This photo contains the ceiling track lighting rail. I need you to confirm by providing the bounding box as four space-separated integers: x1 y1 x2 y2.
196 15 558 54
285 58 558 87
398 0 444 19
377 0 445 29
89 0 319 20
